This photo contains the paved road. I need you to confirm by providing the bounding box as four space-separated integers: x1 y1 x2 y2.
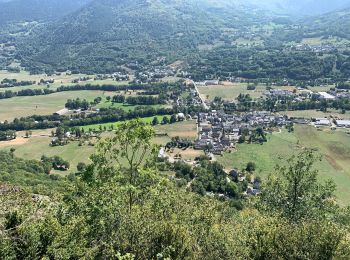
193 82 209 110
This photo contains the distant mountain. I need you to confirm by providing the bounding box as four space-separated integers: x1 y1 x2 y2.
0 0 91 24
301 8 350 39
248 0 350 16
17 0 272 73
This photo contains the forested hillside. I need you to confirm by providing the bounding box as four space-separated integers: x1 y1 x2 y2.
16 0 271 73
2 0 350 79
301 8 350 39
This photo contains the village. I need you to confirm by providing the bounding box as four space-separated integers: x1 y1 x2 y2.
157 79 350 198
194 110 290 154
1 70 350 199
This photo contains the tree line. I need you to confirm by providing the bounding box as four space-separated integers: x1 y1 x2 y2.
188 46 350 82
0 78 35 88
0 82 179 100
230 94 350 113
0 130 16 141
112 95 166 105
0 107 175 131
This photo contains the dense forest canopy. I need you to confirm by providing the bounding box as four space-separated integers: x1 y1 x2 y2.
14 0 272 73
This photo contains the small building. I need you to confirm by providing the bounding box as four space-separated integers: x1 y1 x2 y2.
318 92 335 100
54 108 69 116
315 118 330 126
177 113 186 121
158 147 167 158
229 169 239 180
247 187 260 196
292 118 310 125
205 80 220 86
335 120 350 128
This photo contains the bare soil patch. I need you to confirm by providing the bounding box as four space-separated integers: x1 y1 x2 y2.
0 137 29 148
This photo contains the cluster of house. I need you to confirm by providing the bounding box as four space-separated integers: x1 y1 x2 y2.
229 169 261 196
314 90 350 101
265 87 321 100
176 87 204 108
265 89 295 97
194 80 220 86
53 108 98 117
314 118 350 128
133 67 176 83
38 78 55 85
94 72 129 81
194 110 290 155
291 44 336 53
265 87 349 101
71 76 92 83
302 89 350 101
327 88 350 99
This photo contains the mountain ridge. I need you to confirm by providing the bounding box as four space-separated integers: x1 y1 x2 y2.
248 0 350 16
17 0 271 73
0 0 92 24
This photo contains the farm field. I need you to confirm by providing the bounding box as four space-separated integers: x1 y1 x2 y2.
198 82 266 101
301 37 350 47
168 148 204 161
0 130 96 175
0 90 112 121
0 80 131 92
285 109 350 119
81 116 197 134
217 125 350 206
96 99 166 111
197 82 334 102
0 120 197 175
0 70 131 91
307 85 335 92
0 70 87 83
81 115 172 131
155 119 198 140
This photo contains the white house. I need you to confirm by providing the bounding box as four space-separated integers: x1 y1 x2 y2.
315 118 331 126
335 120 350 128
318 92 335 100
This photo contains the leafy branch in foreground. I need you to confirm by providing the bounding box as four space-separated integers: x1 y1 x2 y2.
259 150 337 222
81 119 159 211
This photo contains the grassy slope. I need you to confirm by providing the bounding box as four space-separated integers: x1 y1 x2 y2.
0 90 111 121
217 125 350 206
1 136 96 175
81 115 172 131
0 70 130 92
198 83 266 101
285 109 350 119
96 101 165 111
